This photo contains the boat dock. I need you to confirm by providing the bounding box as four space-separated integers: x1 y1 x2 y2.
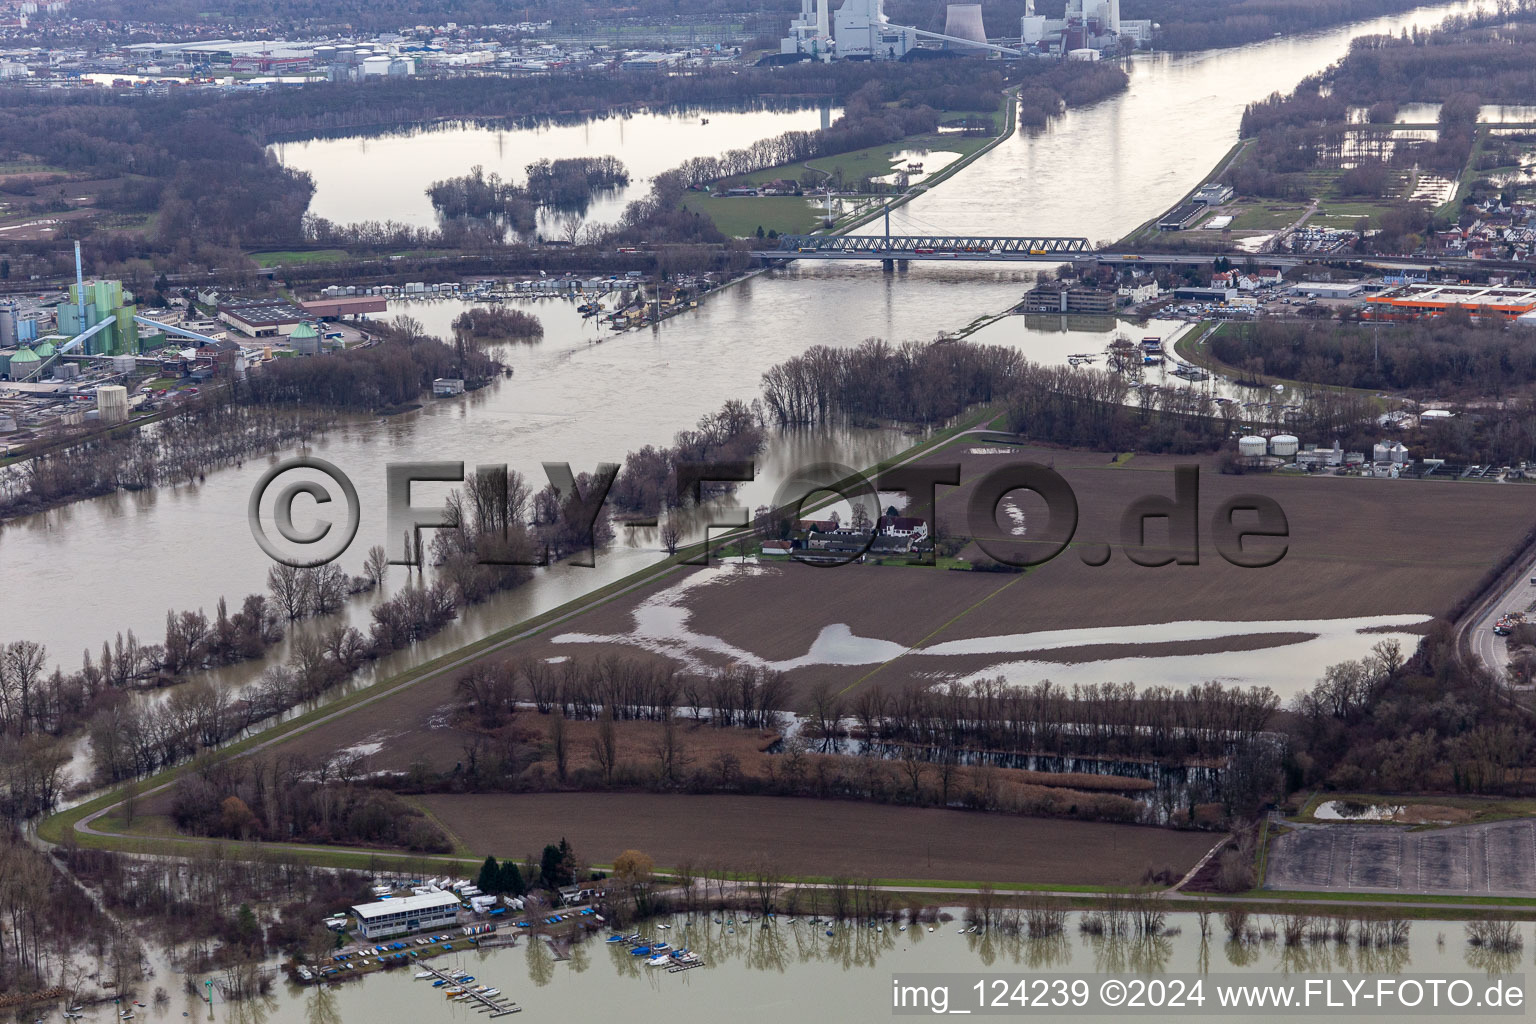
418 964 521 1017
609 932 707 972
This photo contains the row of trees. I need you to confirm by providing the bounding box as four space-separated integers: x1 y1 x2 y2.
1210 317 1536 396
0 401 330 522
610 399 764 517
169 750 451 851
0 587 286 745
464 655 791 731
242 316 502 409
852 676 1279 763
760 337 1023 427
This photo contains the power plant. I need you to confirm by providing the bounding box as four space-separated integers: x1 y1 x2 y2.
942 4 988 52
780 0 1023 61
1023 0 1154 53
779 0 1152 62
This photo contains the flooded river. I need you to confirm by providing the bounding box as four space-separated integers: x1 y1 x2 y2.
99 909 1526 1024
3 0 1487 682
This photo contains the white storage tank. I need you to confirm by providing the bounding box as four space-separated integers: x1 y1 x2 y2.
1372 441 1393 462
111 354 136 373
1238 436 1267 458
1269 434 1299 457
96 384 129 425
1389 442 1409 463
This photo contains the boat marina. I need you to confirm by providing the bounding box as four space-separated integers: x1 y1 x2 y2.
415 964 521 1017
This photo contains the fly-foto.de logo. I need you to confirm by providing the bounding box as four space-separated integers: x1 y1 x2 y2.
247 457 1289 571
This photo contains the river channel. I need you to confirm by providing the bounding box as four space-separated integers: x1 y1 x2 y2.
2 0 1488 690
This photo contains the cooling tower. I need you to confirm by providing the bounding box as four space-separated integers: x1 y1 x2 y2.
944 4 987 51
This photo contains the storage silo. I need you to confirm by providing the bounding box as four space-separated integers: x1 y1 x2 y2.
1269 434 1299 457
97 384 129 425
0 304 15 347
1372 441 1392 462
944 4 988 50
1389 442 1408 464
111 354 136 373
8 345 40 380
1238 436 1267 459
290 322 320 356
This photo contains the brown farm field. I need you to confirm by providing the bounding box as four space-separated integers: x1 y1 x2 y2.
419 792 1216 886
265 443 1535 771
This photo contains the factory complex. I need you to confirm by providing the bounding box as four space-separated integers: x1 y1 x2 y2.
780 0 1152 62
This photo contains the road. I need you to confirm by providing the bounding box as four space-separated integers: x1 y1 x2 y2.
1470 557 1536 680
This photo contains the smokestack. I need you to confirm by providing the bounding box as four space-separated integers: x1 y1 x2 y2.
816 0 829 42
74 240 85 331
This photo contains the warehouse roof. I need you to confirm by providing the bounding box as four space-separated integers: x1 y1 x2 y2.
351 890 461 920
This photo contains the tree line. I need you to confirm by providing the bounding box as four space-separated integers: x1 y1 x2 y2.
0 402 332 523
241 315 502 409
610 399 764 518
760 336 1022 427
169 750 452 852
1211 318 1536 395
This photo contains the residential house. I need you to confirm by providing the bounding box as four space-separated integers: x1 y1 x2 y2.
877 514 928 540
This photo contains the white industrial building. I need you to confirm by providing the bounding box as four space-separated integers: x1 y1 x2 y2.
350 891 461 939
1022 0 1152 52
833 0 919 60
781 0 1018 61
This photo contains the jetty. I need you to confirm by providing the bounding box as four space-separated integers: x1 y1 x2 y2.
418 964 521 1017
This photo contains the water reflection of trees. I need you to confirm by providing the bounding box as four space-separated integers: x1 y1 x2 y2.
223 990 278 1024
303 983 341 1024
1020 933 1073 971
526 937 554 987
1087 934 1173 975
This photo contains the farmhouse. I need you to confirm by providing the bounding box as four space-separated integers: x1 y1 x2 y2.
877 514 929 540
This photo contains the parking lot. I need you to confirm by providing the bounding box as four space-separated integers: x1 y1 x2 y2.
1266 820 1536 895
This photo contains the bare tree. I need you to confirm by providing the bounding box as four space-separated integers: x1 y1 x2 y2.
550 713 568 783
660 513 682 555
267 563 307 621
362 544 389 587
593 708 619 785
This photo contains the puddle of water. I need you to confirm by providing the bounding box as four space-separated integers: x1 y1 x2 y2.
1314 799 1404 821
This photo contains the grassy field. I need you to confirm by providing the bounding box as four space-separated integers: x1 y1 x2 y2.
690 195 825 238
420 793 1215 886
248 249 350 268
693 94 1006 238
1225 204 1307 230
